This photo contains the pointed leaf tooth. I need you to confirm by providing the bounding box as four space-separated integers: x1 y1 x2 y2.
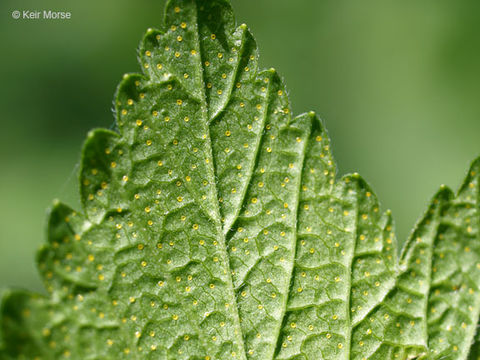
275 114 342 360
277 175 357 360
277 132 398 360
213 64 276 234
425 158 480 359
226 79 311 359
80 128 121 223
350 180 398 328
195 0 246 119
142 0 204 100
299 113 336 199
36 202 98 292
351 188 452 360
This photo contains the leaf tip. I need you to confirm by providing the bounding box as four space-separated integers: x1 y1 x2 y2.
469 155 480 174
434 184 454 201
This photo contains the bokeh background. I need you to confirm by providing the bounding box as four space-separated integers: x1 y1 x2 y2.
1 0 479 293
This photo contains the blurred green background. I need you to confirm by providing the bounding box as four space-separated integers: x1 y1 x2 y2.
1 0 479 293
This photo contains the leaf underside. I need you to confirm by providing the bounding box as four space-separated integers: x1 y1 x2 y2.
1 1 479 359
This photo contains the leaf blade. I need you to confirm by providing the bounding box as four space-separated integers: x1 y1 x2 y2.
425 159 480 359
276 116 399 360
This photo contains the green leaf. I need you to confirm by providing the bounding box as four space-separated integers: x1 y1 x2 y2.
276 117 399 359
2 0 480 359
347 158 480 360
423 159 480 359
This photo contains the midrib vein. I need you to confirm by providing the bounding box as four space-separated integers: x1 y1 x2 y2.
192 2 247 358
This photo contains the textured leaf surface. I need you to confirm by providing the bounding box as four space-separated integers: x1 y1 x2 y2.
423 159 480 359
276 118 398 359
1 0 480 359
